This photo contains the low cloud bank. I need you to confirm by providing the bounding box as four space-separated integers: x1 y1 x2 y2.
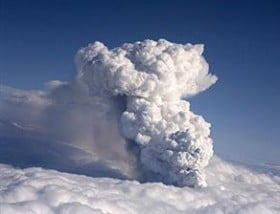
0 157 279 214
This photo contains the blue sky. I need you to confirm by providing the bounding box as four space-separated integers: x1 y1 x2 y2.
1 0 279 164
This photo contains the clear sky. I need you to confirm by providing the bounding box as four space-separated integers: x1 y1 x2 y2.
1 0 279 164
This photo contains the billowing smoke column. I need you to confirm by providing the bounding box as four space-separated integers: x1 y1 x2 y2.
76 39 217 187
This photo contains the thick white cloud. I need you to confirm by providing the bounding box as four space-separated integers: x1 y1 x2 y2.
75 40 217 98
0 157 279 214
76 39 217 187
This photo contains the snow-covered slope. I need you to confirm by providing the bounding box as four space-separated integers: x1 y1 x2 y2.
1 157 279 214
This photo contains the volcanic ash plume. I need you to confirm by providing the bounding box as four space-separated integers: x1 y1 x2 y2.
76 39 217 187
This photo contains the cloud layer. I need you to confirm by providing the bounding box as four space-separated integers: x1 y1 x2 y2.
0 157 279 214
